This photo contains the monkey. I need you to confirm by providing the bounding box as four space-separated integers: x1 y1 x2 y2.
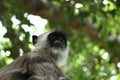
0 30 69 80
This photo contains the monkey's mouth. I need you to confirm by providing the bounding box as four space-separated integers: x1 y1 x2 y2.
53 39 66 48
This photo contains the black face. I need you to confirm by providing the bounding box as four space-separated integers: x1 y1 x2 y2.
48 31 67 49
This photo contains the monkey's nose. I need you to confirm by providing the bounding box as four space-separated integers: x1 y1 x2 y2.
54 40 62 45
53 39 66 48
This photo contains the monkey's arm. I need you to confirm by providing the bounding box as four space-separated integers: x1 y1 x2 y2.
27 54 69 80
28 75 70 80
28 62 62 80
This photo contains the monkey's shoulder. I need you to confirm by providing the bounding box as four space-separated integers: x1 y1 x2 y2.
27 51 54 64
0 54 27 71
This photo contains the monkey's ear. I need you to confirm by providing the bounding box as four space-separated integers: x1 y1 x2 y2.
32 35 38 45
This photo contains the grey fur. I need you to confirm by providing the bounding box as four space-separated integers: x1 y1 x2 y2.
0 30 69 80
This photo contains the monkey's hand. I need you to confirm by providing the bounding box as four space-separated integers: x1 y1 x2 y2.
28 76 42 80
59 76 70 80
28 76 70 80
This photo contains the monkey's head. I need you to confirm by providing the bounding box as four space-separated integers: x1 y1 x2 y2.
47 30 67 49
32 30 69 66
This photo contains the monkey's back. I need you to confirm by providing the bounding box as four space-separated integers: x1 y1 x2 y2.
0 53 29 80
0 51 65 80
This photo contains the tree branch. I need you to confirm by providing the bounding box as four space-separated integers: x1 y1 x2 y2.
20 0 66 23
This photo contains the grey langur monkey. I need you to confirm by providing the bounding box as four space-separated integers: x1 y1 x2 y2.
0 30 70 80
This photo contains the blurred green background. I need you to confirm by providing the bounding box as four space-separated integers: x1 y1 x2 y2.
0 0 120 80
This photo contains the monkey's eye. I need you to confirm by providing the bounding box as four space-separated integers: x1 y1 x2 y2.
51 35 56 39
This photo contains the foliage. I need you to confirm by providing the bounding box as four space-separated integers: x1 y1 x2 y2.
0 0 120 80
